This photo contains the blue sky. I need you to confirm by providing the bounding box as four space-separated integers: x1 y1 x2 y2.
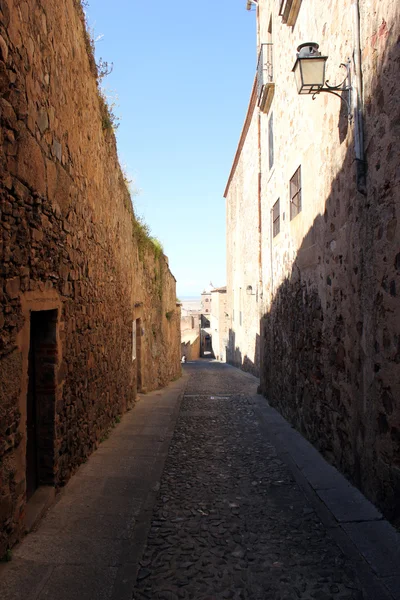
85 0 256 296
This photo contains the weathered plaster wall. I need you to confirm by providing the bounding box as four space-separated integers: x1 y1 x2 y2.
225 84 262 375
256 0 400 524
0 0 181 555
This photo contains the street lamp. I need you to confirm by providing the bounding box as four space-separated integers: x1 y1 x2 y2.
292 42 352 120
292 43 328 94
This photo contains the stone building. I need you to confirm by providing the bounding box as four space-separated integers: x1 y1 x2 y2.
200 284 214 315
225 0 400 525
210 286 229 362
0 0 181 556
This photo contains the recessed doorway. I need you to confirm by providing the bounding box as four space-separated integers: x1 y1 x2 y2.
26 310 58 501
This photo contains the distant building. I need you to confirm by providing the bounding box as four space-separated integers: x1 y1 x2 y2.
200 283 214 315
210 287 229 362
180 299 201 361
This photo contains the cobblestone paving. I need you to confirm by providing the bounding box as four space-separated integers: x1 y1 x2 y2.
133 362 364 600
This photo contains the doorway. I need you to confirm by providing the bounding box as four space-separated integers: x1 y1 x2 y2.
26 310 57 501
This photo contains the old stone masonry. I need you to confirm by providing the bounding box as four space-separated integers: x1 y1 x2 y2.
1 361 399 600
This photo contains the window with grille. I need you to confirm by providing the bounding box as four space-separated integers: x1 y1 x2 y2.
272 199 280 237
290 166 302 220
268 112 274 170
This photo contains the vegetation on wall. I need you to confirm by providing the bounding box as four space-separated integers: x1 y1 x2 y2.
77 0 164 270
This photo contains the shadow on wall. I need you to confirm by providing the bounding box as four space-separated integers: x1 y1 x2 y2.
259 35 400 527
200 329 215 358
181 336 200 361
226 329 260 377
201 315 210 328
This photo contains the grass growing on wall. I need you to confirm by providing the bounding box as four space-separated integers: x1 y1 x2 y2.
77 0 165 277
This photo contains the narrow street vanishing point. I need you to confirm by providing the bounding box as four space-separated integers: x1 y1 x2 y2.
0 361 399 600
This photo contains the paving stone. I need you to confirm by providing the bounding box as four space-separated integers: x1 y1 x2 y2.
0 560 53 600
382 576 400 598
317 485 383 523
37 565 118 600
13 532 124 566
342 521 400 577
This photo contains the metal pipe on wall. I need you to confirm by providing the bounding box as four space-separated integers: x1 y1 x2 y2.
352 0 367 194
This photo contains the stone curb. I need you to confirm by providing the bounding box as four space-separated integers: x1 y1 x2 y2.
110 373 190 600
249 394 400 600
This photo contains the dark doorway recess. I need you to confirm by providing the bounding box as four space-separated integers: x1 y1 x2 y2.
26 310 58 501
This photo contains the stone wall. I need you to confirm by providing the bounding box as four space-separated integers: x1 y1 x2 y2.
181 332 200 362
259 0 400 525
225 0 400 525
0 0 181 556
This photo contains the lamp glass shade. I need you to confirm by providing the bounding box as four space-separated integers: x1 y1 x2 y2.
293 56 327 94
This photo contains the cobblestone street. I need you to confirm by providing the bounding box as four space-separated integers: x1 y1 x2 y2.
133 361 365 600
1 360 399 600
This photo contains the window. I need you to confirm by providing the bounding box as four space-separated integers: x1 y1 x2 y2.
268 112 274 170
272 199 280 237
290 166 302 220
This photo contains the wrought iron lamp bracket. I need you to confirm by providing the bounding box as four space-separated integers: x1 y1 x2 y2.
312 60 352 121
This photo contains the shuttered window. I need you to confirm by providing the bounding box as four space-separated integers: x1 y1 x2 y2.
290 166 302 220
272 199 280 237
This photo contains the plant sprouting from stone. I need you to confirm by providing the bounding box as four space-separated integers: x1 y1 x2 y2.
97 57 113 82
151 237 164 258
80 6 119 130
100 87 120 131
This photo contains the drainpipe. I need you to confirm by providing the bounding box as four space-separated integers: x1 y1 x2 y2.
257 114 263 309
256 4 262 309
270 206 274 299
352 0 367 194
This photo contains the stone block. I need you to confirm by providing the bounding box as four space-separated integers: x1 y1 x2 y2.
52 138 62 162
32 229 43 242
16 131 46 197
316 484 383 523
37 109 49 134
342 520 400 577
5 277 20 299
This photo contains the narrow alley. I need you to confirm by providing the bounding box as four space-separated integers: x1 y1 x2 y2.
1 361 398 600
